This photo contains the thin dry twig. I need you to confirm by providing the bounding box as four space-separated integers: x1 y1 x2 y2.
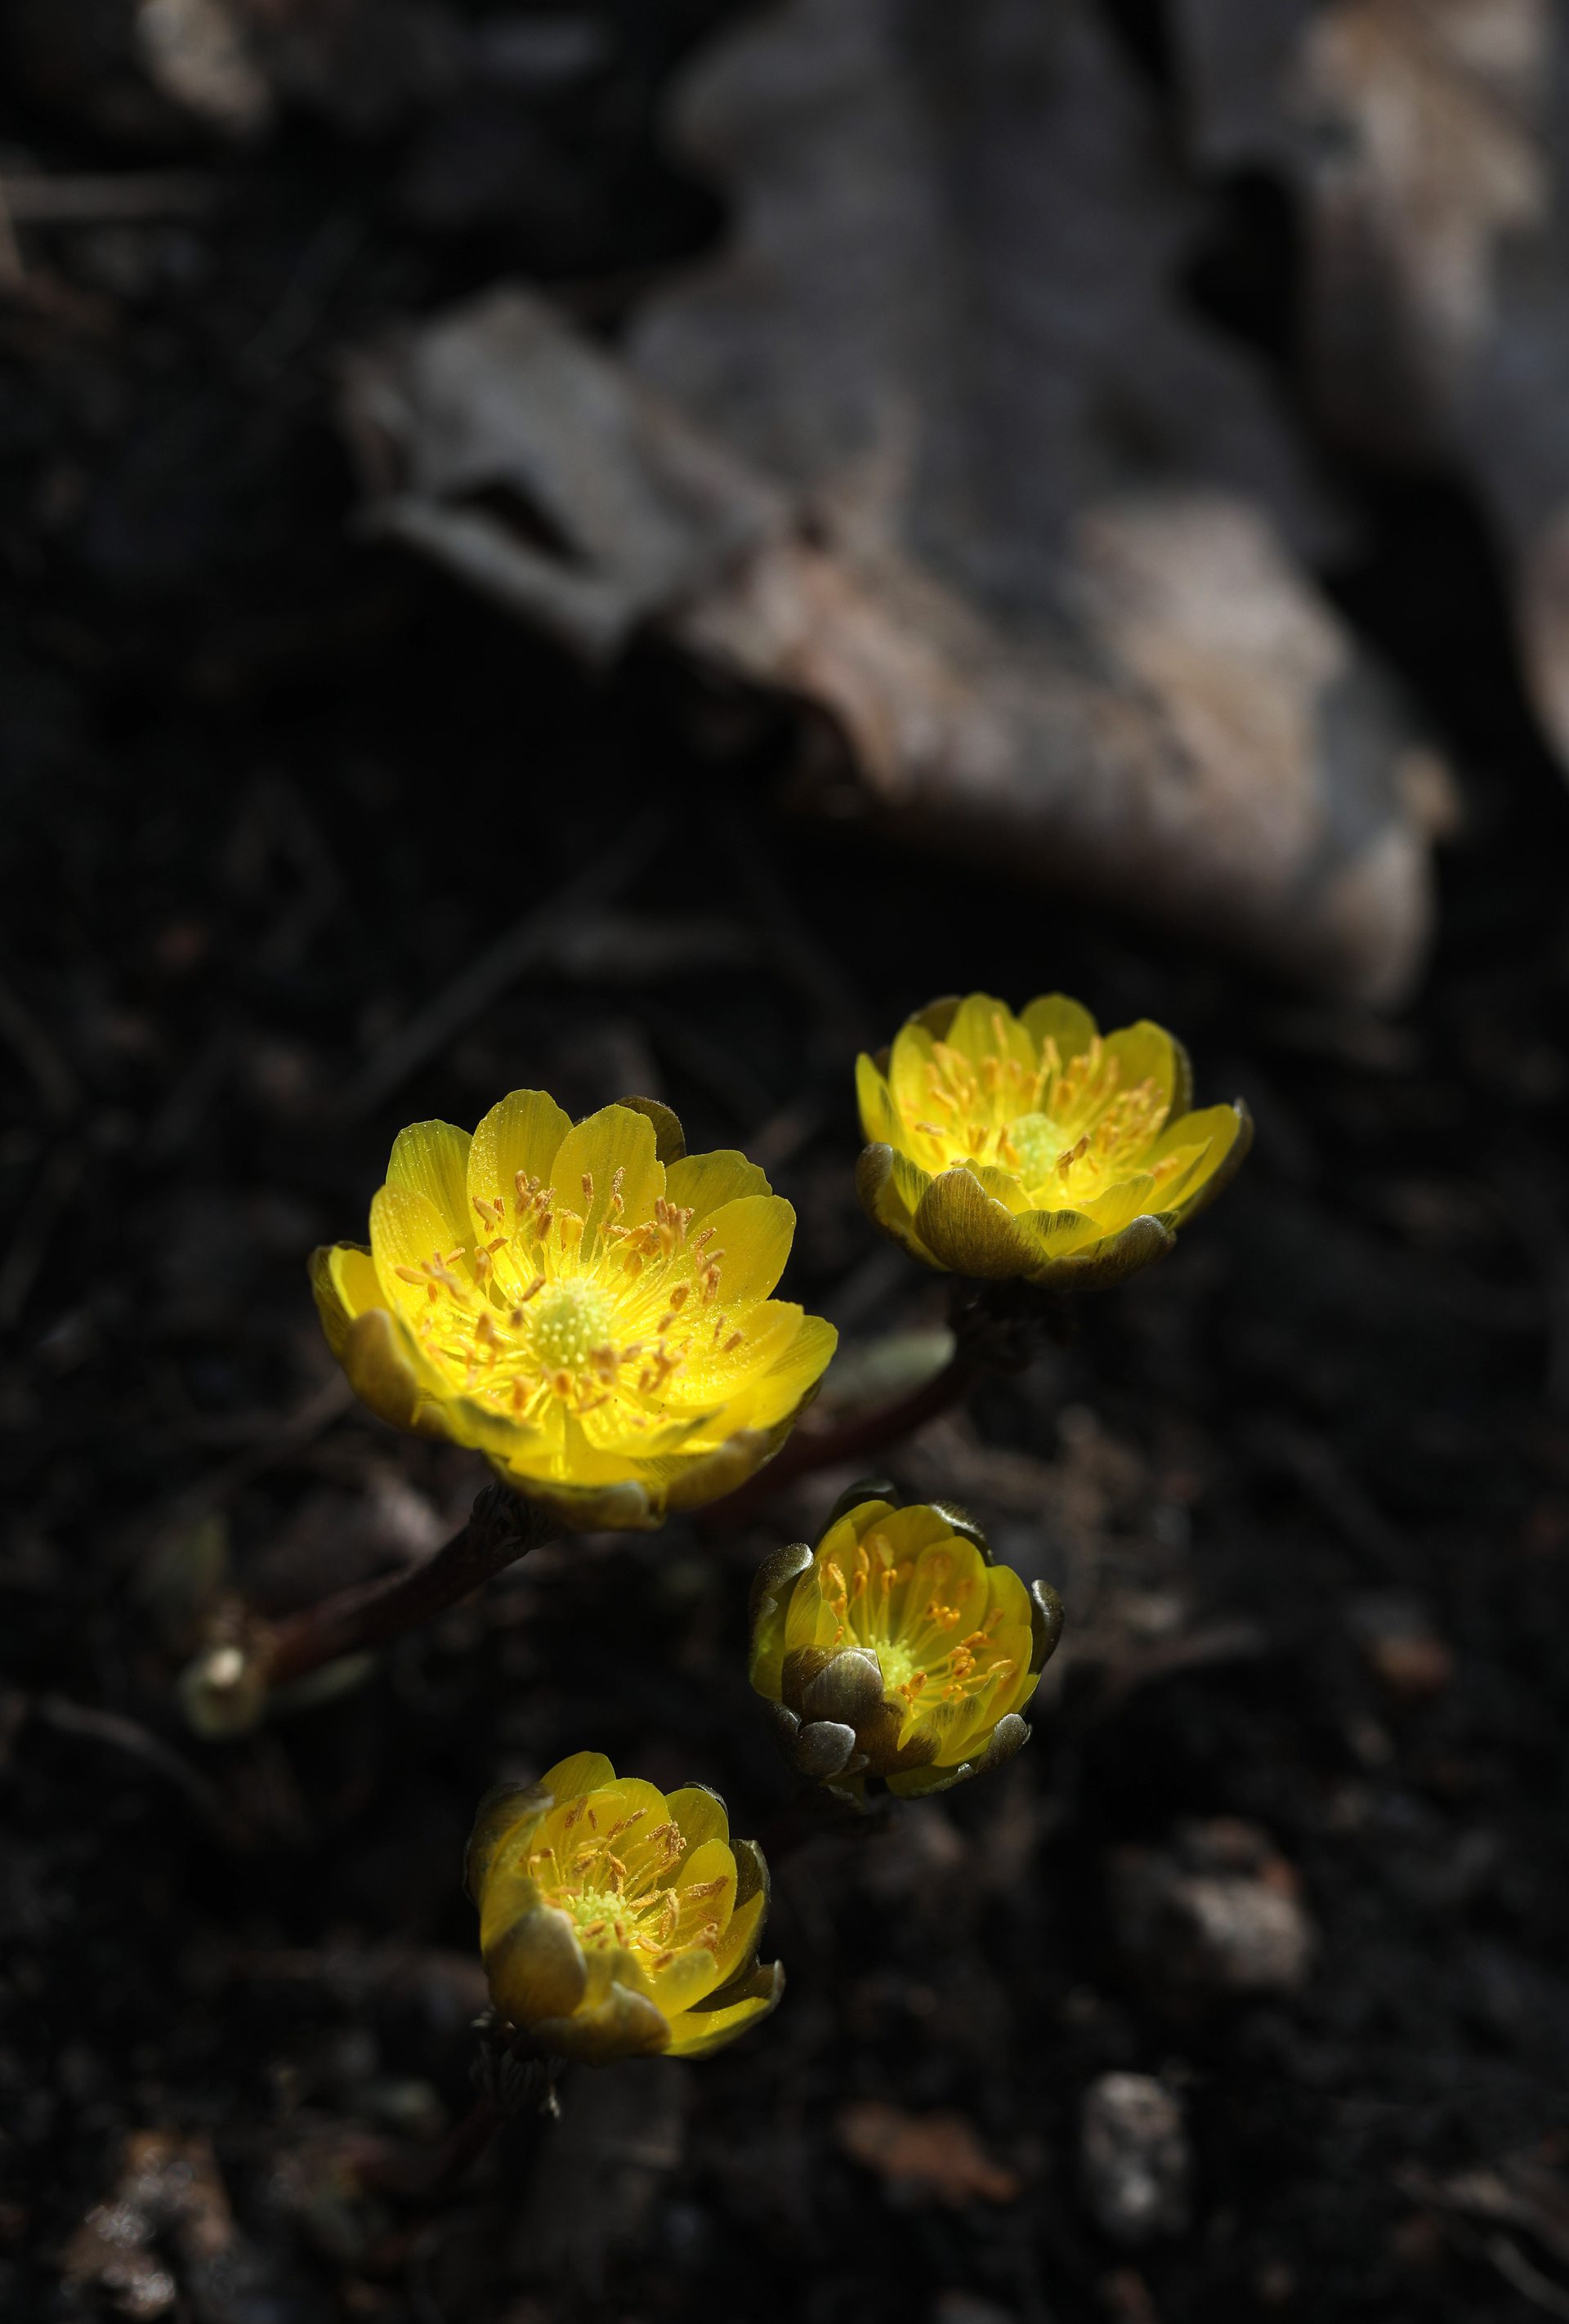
21 1692 231 1835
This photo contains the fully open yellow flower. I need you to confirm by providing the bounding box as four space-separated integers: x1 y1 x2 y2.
467 1752 783 2063
311 1094 836 1529
749 1490 1063 1800
856 994 1250 1289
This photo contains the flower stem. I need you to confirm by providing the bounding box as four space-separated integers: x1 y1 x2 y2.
722 1348 982 1517
178 1482 552 1733
268 1482 549 1687
707 1279 1072 1523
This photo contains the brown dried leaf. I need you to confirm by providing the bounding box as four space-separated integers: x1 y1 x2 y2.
633 0 1442 1003
1175 0 1569 773
836 2101 1021 2206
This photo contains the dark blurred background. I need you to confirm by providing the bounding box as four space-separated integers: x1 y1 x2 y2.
4 3 1569 2320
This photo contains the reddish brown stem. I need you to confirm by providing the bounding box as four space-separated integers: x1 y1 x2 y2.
709 1350 981 1527
266 1482 551 1690
700 1279 1067 1528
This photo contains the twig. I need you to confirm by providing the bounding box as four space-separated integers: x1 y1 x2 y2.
266 1484 550 1685
21 1692 231 1836
337 813 663 1120
178 1482 553 1732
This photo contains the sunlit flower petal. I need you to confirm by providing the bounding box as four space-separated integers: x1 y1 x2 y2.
856 991 1250 1289
749 1488 1065 1802
466 1759 782 2066
312 1093 837 1530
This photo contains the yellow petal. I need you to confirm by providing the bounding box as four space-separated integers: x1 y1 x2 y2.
370 1182 476 1313
698 1194 796 1306
856 1053 900 1146
548 1105 664 1241
467 1089 573 1221
643 1946 723 2013
665 1149 772 1220
1021 993 1097 1064
541 1751 616 1802
664 1960 784 2058
734 1312 838 1429
386 1120 474 1246
466 1781 550 1902
579 1402 715 1457
310 1242 376 1358
939 992 1033 1079
665 1785 730 1852
673 1837 737 1937
1077 1174 1159 1236
704 1882 765 1991
1151 1102 1249 1216
1013 1207 1102 1267
887 1021 938 1129
1102 1021 1181 1128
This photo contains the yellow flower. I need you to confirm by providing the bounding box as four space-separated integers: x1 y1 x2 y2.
749 1489 1063 1800
856 994 1250 1289
466 1752 784 2063
311 1093 837 1530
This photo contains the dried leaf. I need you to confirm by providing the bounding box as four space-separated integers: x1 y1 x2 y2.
836 2101 1021 2206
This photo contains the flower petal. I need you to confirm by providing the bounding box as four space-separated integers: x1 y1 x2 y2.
534 1981 670 2063
386 1121 474 1247
856 1053 900 1146
665 1149 773 1220
465 1779 550 1902
341 1307 437 1435
310 1242 377 1358
887 1021 939 1128
1102 1021 1181 1128
665 1785 730 1852
467 1089 573 1222
1157 1101 1253 1221
549 1105 664 1242
938 992 1034 1079
914 1169 1039 1277
370 1182 475 1313
1021 993 1097 1066
541 1751 617 1803
485 1900 588 2027
698 1194 796 1306
664 1960 783 2058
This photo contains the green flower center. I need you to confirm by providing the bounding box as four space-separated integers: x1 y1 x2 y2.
1003 1111 1068 1188
527 1279 615 1377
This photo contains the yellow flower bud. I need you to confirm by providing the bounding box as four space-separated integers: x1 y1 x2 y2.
311 1093 837 1529
467 1754 784 2063
749 1487 1063 1800
856 993 1250 1289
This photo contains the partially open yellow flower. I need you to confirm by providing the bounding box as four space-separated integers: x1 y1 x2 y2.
467 1752 783 2063
749 1490 1063 1800
856 994 1250 1289
311 1093 836 1529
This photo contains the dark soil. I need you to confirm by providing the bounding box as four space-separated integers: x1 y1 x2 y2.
3 7 1569 2322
